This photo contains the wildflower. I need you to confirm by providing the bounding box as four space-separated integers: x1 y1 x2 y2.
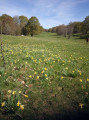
8 90 12 94
79 72 81 75
17 101 21 106
19 91 22 94
25 62 28 64
45 74 47 77
29 75 32 78
14 60 16 63
34 72 37 75
61 76 64 79
36 76 39 79
31 57 33 59
12 91 16 95
20 105 24 110
1 101 5 107
68 60 71 63
44 68 47 71
80 79 82 82
24 94 28 98
79 104 84 109
72 71 75 73
65 67 68 70
46 77 48 80
87 78 89 82
80 57 82 60
41 71 44 74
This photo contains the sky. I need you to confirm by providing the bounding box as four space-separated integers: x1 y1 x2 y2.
0 0 89 29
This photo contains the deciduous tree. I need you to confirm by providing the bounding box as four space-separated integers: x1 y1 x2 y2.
24 16 41 36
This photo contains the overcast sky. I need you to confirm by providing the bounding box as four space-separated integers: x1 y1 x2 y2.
0 0 89 29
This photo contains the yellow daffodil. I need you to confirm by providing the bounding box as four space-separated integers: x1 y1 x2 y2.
1 101 5 107
24 94 28 98
79 104 84 109
36 76 39 79
20 105 24 110
34 72 37 75
31 57 33 59
19 91 22 94
79 72 81 75
12 91 16 95
87 78 89 82
68 60 71 63
17 101 21 106
44 68 47 71
8 90 12 94
65 67 68 70
61 76 64 79
80 79 82 82
45 74 47 77
29 75 32 78
41 71 44 74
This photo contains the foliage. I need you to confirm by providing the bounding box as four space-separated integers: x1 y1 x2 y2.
48 15 89 37
0 14 17 35
0 90 28 115
0 14 43 36
23 16 43 36
83 16 89 34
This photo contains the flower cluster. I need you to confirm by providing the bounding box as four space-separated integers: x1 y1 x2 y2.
0 90 28 114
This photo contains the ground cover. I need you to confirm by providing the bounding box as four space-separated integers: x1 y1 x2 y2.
0 32 89 120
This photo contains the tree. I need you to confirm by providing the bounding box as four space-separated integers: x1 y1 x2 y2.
70 22 82 34
56 25 67 36
13 15 21 35
39 26 44 33
83 16 89 34
24 16 41 36
67 22 74 39
19 16 28 34
0 14 17 35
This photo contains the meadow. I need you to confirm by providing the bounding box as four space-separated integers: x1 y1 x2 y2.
0 32 89 120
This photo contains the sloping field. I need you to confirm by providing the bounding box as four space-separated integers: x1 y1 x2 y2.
0 32 89 120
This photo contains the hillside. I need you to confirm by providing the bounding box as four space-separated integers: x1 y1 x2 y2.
0 32 89 120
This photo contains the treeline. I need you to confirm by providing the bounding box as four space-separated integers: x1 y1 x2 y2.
0 14 44 36
47 16 89 38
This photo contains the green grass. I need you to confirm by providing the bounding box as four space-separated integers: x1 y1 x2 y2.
0 32 89 120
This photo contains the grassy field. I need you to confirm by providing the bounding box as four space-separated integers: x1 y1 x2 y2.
0 32 89 120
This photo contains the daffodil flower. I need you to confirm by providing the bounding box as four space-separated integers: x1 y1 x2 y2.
80 79 82 82
44 68 47 71
36 76 39 79
20 105 24 110
61 76 64 79
8 90 12 94
12 91 16 95
17 101 21 106
1 101 5 107
24 94 28 98
79 104 84 109
87 78 89 82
